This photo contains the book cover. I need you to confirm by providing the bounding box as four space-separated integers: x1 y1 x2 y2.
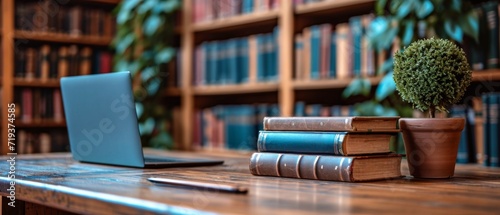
263 116 400 132
489 94 499 166
257 131 393 155
482 94 490 166
310 25 321 80
249 152 402 182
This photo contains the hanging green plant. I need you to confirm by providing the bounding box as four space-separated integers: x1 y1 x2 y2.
111 0 180 149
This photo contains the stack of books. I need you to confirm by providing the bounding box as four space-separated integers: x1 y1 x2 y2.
249 116 403 182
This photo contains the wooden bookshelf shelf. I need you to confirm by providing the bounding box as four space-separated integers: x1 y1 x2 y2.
14 30 113 46
14 79 60 88
193 83 279 96
192 10 280 33
16 121 66 128
293 76 383 90
296 0 374 16
472 69 500 82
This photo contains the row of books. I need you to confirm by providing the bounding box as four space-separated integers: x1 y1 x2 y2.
295 101 355 117
193 28 279 86
449 105 478 165
14 45 113 80
192 0 280 23
16 130 69 154
15 0 115 37
250 116 402 182
479 93 500 167
470 1 500 70
193 104 280 150
295 15 376 80
14 88 64 123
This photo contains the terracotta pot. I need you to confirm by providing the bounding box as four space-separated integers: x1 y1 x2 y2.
399 118 465 179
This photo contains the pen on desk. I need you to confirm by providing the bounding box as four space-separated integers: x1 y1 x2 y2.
147 177 248 194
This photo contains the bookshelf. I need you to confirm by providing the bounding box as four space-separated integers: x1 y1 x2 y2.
173 0 500 151
0 0 119 154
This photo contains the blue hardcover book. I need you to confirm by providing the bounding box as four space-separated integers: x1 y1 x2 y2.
242 0 254 14
257 131 393 155
227 38 238 84
451 106 469 164
490 94 499 166
257 34 266 82
294 101 306 116
270 27 280 81
310 25 321 80
265 33 274 82
208 42 218 85
483 94 491 166
239 37 250 83
267 103 280 117
219 41 228 84
224 105 257 150
349 16 362 77
329 32 337 78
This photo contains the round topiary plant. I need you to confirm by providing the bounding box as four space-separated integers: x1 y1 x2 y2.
393 38 472 118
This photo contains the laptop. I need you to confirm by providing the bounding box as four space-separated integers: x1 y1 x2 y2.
60 71 224 168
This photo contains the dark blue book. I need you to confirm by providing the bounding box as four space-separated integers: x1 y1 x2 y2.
349 16 362 77
451 105 469 164
256 34 266 82
329 32 337 78
483 94 491 166
257 131 393 155
310 25 321 80
224 105 257 150
482 1 499 69
490 94 499 167
238 38 249 83
227 38 238 84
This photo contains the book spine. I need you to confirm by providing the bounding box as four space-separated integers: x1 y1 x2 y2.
263 117 354 131
249 152 354 181
310 25 321 80
484 1 499 69
483 94 491 166
257 131 347 155
490 94 499 166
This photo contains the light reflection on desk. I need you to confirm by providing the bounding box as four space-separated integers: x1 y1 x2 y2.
251 177 352 214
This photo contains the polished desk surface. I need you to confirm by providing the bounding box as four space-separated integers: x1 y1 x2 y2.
0 149 499 215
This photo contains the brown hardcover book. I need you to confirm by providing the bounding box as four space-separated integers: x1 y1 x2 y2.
79 47 92 75
249 152 402 182
39 45 50 81
58 46 69 78
263 116 400 132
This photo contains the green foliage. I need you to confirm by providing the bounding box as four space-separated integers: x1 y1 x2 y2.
344 0 478 118
393 38 472 117
111 0 180 149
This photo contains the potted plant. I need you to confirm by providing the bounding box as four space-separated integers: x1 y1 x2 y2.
393 38 472 178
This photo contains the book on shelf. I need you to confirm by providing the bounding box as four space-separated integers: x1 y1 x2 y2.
263 116 400 132
192 0 279 23
257 131 395 156
14 44 114 80
249 152 402 182
15 0 115 37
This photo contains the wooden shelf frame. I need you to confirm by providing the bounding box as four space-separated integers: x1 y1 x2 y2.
16 121 67 128
0 0 119 154
14 79 61 88
192 10 280 33
14 30 113 46
174 0 500 150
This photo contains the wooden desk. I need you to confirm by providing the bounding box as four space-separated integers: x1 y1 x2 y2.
0 150 499 215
